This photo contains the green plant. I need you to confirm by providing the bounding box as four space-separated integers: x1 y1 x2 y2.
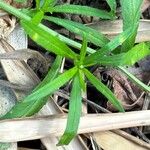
0 0 150 145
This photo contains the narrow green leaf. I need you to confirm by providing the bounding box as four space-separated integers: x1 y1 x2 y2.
21 20 77 59
44 16 109 47
79 36 87 64
14 0 27 3
14 0 26 2
31 10 44 25
0 1 30 21
2 67 77 119
42 0 57 11
58 72 82 145
84 27 135 66
51 4 114 19
89 43 150 66
35 0 40 9
78 69 86 92
24 67 77 102
106 0 116 13
83 68 124 112
120 0 143 52
121 0 142 31
118 66 150 92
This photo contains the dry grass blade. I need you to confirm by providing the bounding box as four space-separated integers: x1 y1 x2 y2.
0 48 45 59
94 131 150 150
142 94 150 134
0 39 38 99
0 49 48 70
0 79 32 91
113 130 150 149
0 110 150 142
86 20 150 43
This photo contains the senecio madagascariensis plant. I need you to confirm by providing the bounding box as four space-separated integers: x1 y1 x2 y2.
0 0 149 145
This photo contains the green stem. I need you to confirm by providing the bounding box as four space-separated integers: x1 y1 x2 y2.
0 1 30 20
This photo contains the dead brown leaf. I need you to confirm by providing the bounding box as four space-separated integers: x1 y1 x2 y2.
103 69 143 111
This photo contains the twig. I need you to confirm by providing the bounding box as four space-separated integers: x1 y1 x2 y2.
139 93 150 132
55 90 110 113
130 127 150 143
0 110 150 142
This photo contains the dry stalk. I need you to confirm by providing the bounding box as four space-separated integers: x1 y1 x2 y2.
85 20 150 43
0 110 149 142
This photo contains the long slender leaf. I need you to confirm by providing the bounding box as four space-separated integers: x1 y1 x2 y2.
120 0 143 52
106 0 116 13
83 27 135 66
58 72 82 145
51 4 114 19
14 0 26 2
44 16 109 47
2 67 77 119
79 36 87 64
121 0 142 32
83 68 124 112
42 0 57 11
0 1 30 21
78 69 86 92
35 0 40 9
118 66 150 92
21 20 77 59
31 10 44 25
88 43 150 66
